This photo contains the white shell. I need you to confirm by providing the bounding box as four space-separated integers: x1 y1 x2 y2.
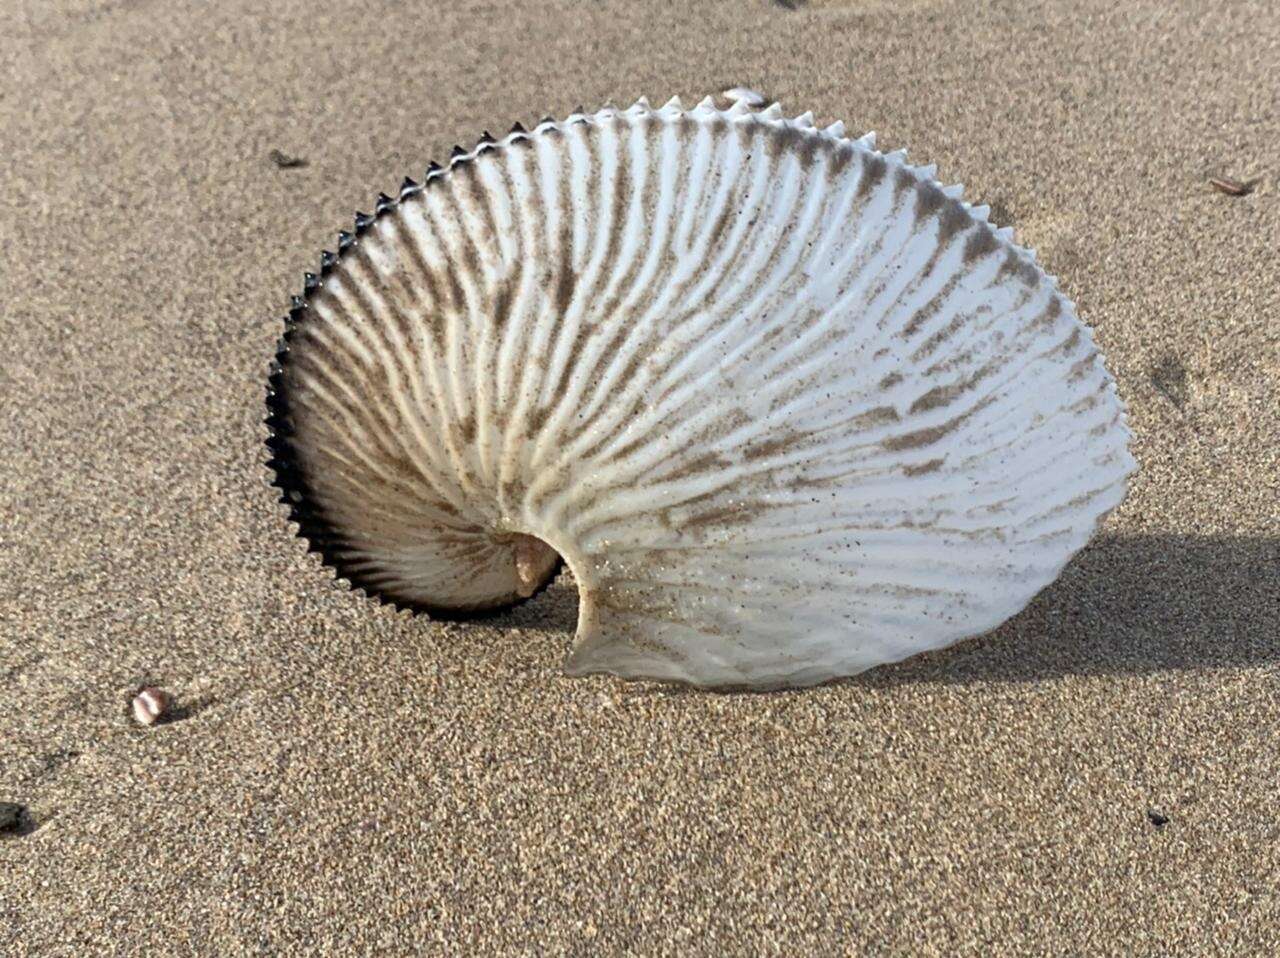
722 87 766 108
132 686 171 725
266 98 1134 688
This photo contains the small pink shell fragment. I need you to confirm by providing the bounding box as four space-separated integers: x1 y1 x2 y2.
131 686 171 726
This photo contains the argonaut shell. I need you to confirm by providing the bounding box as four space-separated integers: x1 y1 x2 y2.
265 95 1134 689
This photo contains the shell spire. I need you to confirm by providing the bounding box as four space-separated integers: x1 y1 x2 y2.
264 96 1134 688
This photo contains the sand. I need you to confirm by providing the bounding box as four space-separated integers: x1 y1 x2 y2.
1 0 1277 953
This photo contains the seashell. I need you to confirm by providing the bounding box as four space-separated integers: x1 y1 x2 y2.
722 87 766 108
131 686 172 725
264 97 1134 689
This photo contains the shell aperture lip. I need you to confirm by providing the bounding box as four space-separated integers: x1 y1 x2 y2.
264 96 1134 688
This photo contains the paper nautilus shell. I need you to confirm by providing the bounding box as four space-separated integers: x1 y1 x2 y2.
265 94 1134 688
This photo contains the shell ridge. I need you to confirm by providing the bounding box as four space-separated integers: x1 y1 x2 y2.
324 261 423 407
528 116 730 512
494 133 562 508
522 124 598 488
450 156 527 494
802 145 872 278
494 130 567 501
359 227 480 515
891 243 1004 358
573 120 811 470
527 120 634 504
546 132 767 485
513 128 588 491
461 154 523 487
618 139 839 443
539 115 712 465
558 114 689 428
504 126 619 502
278 363 415 502
486 138 538 499
535 115 656 468
396 194 486 502
416 184 489 485
525 119 627 475
319 266 449 489
857 164 958 339
596 120 777 402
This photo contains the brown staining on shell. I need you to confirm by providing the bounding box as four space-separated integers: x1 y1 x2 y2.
706 202 737 255
963 225 998 264
682 500 774 532
852 405 902 429
900 274 962 341
908 358 1000 415
1067 350 1100 382
910 384 960 415
1028 294 1064 334
766 122 804 162
553 229 577 320
894 167 918 198
903 457 946 476
455 411 477 445
742 430 812 463
385 209 446 322
665 450 733 479
824 139 854 180
856 153 887 199
439 252 468 316
914 181 947 222
1058 328 1083 356
997 249 1041 288
524 403 553 441
935 202 972 250
882 394 995 451
491 280 514 333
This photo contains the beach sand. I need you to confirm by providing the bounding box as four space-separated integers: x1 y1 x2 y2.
2 0 1277 952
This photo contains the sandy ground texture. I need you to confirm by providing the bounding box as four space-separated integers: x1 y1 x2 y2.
2 0 1278 953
